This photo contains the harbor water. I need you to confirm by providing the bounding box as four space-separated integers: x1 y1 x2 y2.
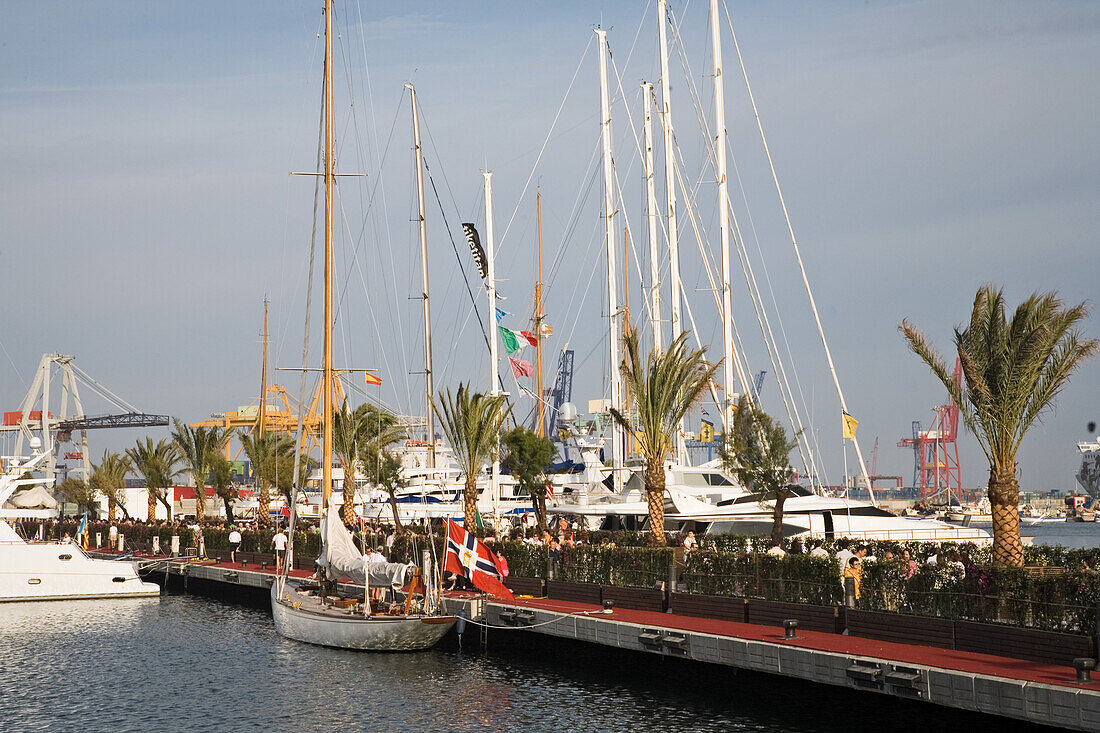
2 594 1061 733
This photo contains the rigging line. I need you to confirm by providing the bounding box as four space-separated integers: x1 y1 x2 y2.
723 0 870 492
275 15 326 367
0 338 27 389
725 144 820 484
353 9 413 411
545 136 603 290
334 189 400 399
497 34 594 253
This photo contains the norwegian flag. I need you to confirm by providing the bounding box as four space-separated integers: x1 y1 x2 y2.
444 519 514 600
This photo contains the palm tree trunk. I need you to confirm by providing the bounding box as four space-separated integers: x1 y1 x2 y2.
387 491 403 530
258 482 270 527
223 496 235 525
148 489 157 522
536 491 548 535
194 479 206 526
157 490 173 523
771 491 787 546
645 457 667 547
108 496 116 522
463 475 479 537
342 472 357 528
989 465 1024 567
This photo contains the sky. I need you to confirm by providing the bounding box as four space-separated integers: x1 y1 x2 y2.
1 0 1098 492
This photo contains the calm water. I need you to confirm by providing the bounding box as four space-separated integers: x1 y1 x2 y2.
1 594 1059 733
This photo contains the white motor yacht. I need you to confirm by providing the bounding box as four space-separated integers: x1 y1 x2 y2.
0 439 160 602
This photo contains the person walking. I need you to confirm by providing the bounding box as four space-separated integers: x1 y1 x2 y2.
272 529 288 572
228 526 242 563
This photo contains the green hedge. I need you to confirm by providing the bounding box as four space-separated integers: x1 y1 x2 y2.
682 550 841 606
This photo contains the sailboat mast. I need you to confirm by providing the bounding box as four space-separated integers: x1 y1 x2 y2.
657 0 686 464
710 0 736 431
641 82 661 350
321 0 335 509
407 83 435 468
258 298 268 437
596 28 623 494
535 189 545 438
483 171 501 502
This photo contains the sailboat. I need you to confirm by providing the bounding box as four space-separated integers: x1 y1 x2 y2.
269 0 455 651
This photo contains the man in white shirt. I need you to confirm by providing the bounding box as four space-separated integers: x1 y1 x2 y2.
228 526 242 563
272 530 288 572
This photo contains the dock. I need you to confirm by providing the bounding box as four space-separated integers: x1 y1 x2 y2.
109 551 1100 731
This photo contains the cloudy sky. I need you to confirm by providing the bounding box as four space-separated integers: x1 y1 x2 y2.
1 0 1097 491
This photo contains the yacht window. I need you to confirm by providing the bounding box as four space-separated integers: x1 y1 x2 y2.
704 473 732 486
58 554 72 561
27 579 41 585
112 577 127 583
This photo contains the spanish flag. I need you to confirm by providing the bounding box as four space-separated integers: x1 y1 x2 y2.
365 372 382 386
842 411 858 440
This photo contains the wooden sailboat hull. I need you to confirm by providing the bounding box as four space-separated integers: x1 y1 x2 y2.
270 581 456 651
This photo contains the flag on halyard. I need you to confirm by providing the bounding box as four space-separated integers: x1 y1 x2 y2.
520 330 538 347
495 307 511 323
364 372 382 386
701 407 709 416
498 326 521 354
444 518 514 600
508 356 534 378
461 223 487 279
842 411 858 440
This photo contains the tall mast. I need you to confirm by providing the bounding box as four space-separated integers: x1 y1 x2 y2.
711 0 736 430
483 171 501 502
596 28 623 494
658 0 686 463
535 189 545 438
258 298 268 436
641 82 662 350
407 83 435 468
321 0 334 509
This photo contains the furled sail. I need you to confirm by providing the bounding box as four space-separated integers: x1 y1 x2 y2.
318 510 412 588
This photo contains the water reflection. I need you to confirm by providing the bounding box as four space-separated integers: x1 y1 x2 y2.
0 595 1056 733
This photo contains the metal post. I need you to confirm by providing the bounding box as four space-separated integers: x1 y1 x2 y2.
484 171 501 504
844 576 857 608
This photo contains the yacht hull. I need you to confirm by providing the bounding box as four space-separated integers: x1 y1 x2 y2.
0 539 160 602
271 581 455 651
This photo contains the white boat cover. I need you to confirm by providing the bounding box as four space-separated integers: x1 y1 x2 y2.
4 485 58 509
317 510 412 588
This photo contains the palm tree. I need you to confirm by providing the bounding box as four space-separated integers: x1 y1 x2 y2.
91 450 132 521
434 384 512 534
901 285 1097 566
127 437 182 522
209 451 237 525
610 330 720 546
171 419 228 528
57 476 98 517
238 430 296 526
501 426 556 534
333 402 405 528
364 448 407 530
721 395 800 546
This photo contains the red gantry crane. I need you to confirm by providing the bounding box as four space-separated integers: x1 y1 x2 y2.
898 358 963 501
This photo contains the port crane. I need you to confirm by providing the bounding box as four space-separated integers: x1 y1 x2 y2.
0 353 169 482
897 358 963 501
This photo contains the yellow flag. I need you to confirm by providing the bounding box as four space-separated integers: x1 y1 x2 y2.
842 411 858 440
